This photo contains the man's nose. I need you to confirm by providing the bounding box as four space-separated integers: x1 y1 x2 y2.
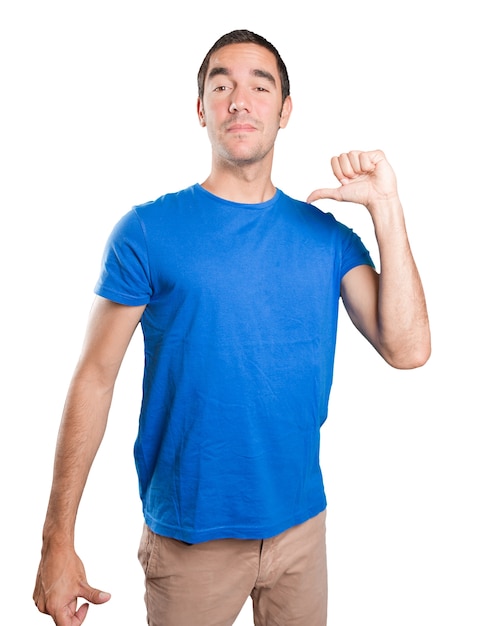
229 88 250 113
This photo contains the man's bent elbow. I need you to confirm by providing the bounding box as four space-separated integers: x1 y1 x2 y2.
383 339 432 370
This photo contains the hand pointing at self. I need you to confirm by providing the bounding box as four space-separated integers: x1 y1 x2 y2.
307 150 399 213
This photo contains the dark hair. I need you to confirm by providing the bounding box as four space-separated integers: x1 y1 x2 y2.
197 29 290 102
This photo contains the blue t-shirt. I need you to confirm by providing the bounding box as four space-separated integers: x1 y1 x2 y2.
95 184 374 543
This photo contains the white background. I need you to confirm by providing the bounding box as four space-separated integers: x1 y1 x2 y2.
1 1 484 624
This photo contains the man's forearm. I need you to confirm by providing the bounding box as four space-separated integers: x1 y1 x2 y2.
372 198 431 368
42 373 113 546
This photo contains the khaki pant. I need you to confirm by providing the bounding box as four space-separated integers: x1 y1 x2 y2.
138 511 327 626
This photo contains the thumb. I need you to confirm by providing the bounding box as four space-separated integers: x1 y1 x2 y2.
79 582 111 605
306 187 342 204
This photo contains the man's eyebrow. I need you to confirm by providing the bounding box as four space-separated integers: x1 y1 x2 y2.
207 67 230 80
252 69 276 86
207 67 276 86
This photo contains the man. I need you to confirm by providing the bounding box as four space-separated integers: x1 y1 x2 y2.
33 29 430 626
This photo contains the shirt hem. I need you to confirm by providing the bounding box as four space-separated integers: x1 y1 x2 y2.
143 501 327 544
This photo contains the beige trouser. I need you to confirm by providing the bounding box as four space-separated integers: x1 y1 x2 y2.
138 510 327 626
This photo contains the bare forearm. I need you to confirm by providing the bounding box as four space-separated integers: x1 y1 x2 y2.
42 372 114 547
372 198 431 368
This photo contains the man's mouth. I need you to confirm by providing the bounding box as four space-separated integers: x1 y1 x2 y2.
226 123 257 133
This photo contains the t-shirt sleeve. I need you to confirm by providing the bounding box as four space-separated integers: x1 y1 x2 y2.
338 221 375 278
94 209 152 305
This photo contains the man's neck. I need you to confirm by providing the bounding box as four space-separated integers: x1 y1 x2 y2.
201 160 276 204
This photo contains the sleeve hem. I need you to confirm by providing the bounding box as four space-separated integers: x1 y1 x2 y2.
94 286 150 307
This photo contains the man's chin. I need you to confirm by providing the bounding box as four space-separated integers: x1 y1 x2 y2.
221 146 271 167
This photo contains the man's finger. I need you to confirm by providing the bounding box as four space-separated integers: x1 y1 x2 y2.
51 588 110 625
73 602 89 625
79 583 111 605
52 600 89 626
306 188 342 204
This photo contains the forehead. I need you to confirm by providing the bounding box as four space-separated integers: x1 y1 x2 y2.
206 43 279 82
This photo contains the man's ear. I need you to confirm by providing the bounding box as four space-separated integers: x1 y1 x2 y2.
279 95 292 129
197 98 206 127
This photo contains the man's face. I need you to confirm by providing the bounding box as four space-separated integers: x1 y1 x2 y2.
197 43 292 167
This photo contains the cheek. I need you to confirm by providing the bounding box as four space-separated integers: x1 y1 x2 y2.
205 105 227 127
258 102 283 123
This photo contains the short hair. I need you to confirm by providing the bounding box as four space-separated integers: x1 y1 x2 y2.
197 30 290 103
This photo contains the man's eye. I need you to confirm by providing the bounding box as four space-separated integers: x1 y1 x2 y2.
214 85 230 92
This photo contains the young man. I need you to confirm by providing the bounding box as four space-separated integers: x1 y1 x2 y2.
33 30 431 626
